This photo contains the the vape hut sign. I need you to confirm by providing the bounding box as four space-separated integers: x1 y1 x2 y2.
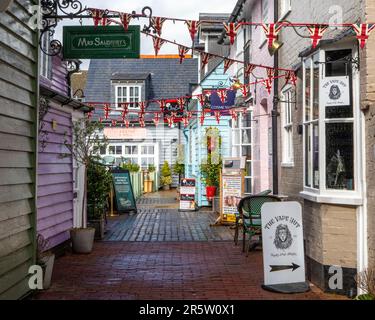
261 202 306 288
321 76 350 107
63 26 140 59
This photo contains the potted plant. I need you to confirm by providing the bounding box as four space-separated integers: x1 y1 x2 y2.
160 161 172 191
87 160 112 240
63 119 108 254
36 234 55 290
173 162 185 194
143 164 156 193
200 153 222 201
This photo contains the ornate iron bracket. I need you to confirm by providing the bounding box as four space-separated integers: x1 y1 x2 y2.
40 0 155 56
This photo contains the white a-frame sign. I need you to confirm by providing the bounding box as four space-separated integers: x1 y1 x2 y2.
261 202 309 293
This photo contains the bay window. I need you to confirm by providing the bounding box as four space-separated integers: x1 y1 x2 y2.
302 45 361 203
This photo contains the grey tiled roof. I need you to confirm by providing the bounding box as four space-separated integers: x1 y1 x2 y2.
111 73 151 80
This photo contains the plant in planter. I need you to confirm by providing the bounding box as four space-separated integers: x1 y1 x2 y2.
173 162 185 193
160 161 172 190
36 234 55 290
63 119 108 254
122 162 140 173
200 153 222 201
143 164 156 193
354 267 375 300
87 160 112 240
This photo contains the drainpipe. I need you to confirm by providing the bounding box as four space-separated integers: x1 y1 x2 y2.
272 0 279 195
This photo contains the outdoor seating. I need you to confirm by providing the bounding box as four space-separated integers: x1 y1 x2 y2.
233 190 272 246
237 195 281 256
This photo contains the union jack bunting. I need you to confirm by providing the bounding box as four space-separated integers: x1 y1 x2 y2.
217 89 228 104
158 100 167 112
182 116 190 128
178 45 190 64
151 17 167 36
263 78 273 95
307 24 328 48
153 37 166 56
138 102 147 113
119 102 129 112
185 20 201 41
214 111 221 124
186 111 193 120
240 84 250 98
121 108 128 120
123 118 130 128
223 22 242 45
262 23 283 48
199 112 205 125
352 23 375 49
266 67 275 80
229 109 238 121
284 70 297 86
139 118 145 128
99 117 103 123
204 90 212 99
200 52 214 70
153 113 160 127
177 97 186 111
111 120 117 127
89 9 106 27
119 13 132 31
197 94 206 107
103 104 111 120
244 64 256 78
166 116 174 127
223 58 235 74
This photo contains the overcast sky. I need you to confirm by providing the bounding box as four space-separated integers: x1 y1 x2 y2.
57 0 237 69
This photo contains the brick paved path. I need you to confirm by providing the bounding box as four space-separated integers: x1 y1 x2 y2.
35 242 344 300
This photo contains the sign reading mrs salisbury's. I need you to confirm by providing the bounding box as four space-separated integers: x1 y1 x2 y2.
321 76 350 107
63 26 140 59
261 202 306 286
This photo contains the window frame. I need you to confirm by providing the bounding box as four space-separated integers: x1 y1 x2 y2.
115 84 142 110
281 85 294 166
301 42 363 205
279 0 292 20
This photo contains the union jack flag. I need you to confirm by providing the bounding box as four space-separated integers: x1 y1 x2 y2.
123 118 130 128
244 64 256 78
119 13 132 31
214 111 221 124
166 116 174 127
240 85 250 98
185 20 201 41
151 17 167 36
266 67 275 80
152 37 166 56
186 111 193 120
89 9 106 27
217 89 228 104
178 45 190 64
223 22 242 45
263 78 273 95
223 58 235 74
199 112 205 125
182 116 190 128
284 70 297 86
307 24 328 48
99 117 103 123
121 108 128 120
138 102 147 113
111 119 117 127
153 113 160 127
139 118 145 128
200 52 214 70
262 23 283 48
197 94 206 107
352 23 375 49
103 104 111 120
158 100 167 112
177 97 186 111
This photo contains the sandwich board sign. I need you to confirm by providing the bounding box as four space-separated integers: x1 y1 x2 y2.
111 169 137 214
261 202 309 293
179 178 196 211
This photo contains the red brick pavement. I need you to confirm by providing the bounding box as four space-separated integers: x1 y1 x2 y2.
35 242 345 300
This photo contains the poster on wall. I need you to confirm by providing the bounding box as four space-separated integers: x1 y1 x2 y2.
221 175 242 223
321 76 350 107
261 202 308 293
179 179 196 211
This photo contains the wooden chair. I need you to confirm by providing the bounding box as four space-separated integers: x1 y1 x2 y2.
237 195 281 256
233 190 272 246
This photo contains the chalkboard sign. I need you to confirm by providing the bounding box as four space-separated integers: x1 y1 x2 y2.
111 169 137 214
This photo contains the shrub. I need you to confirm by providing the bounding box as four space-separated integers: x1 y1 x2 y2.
148 164 156 172
160 161 172 186
121 162 140 172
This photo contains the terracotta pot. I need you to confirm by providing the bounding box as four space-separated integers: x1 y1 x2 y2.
206 186 217 201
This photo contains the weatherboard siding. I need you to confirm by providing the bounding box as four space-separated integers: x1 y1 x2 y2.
39 54 69 97
0 0 39 300
37 106 73 251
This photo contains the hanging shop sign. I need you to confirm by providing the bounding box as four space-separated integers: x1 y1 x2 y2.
210 90 236 112
321 76 350 107
179 178 196 211
63 26 140 59
111 169 137 214
261 202 309 293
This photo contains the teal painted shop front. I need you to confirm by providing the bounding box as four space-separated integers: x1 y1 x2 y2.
183 62 232 207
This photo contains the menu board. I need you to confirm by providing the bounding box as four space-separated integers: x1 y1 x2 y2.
221 175 242 223
179 179 196 211
111 169 137 214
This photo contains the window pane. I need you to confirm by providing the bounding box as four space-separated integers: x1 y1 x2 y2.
125 146 132 155
141 158 148 167
233 146 240 157
233 130 240 145
141 146 147 154
325 49 352 77
116 146 122 155
245 161 252 176
132 146 138 154
244 178 252 194
305 125 311 187
313 124 319 188
242 113 252 127
313 54 319 120
326 123 354 190
242 129 251 144
130 87 134 97
100 146 106 155
305 59 311 122
242 146 251 157
109 146 115 155
148 146 154 154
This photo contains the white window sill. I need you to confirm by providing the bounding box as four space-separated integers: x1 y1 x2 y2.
299 190 363 206
281 162 294 168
